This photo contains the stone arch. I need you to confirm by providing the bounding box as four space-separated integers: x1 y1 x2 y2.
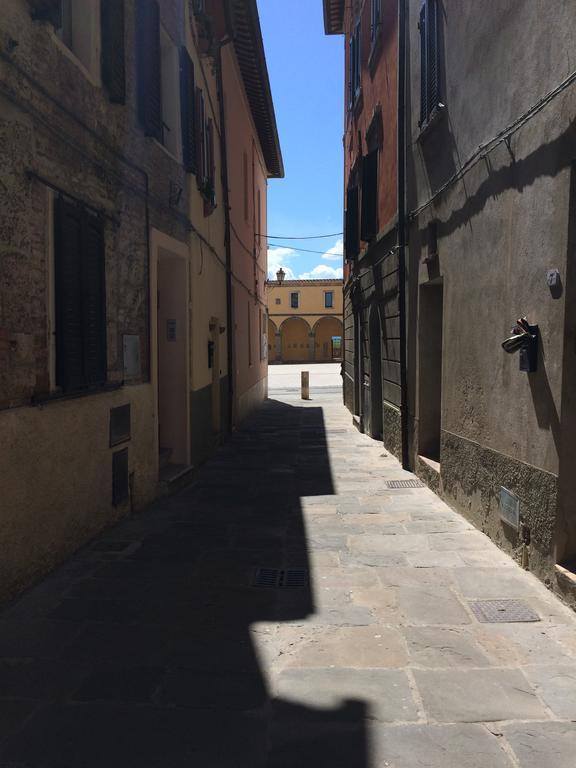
314 316 344 361
280 316 312 362
267 318 278 362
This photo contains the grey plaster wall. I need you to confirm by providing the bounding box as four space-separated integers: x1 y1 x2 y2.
406 0 576 585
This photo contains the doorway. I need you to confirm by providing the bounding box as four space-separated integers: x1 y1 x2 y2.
366 304 383 440
157 250 189 470
418 280 444 462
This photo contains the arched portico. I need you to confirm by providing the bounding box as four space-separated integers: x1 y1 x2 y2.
313 316 344 361
279 316 312 362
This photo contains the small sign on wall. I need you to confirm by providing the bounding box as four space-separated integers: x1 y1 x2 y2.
499 486 520 530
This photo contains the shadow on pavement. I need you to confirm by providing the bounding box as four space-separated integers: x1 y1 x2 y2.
0 398 371 767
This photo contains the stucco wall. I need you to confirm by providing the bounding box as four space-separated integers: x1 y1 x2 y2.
406 0 576 583
222 41 268 425
0 384 156 602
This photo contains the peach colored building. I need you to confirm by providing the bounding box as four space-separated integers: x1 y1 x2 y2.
220 1 283 425
267 276 344 364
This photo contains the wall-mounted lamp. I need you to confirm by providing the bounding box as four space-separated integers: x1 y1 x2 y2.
276 267 285 284
502 317 538 373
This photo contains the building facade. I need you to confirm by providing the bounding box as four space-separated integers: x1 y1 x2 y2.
406 0 576 597
326 0 576 600
324 0 404 453
0 0 279 601
267 275 343 364
220 0 283 425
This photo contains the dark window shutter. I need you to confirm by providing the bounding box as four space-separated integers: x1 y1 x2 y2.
195 87 206 182
180 48 197 174
427 0 440 114
418 4 427 125
136 0 162 140
207 118 215 203
345 186 360 260
54 198 86 391
361 150 378 242
29 0 61 26
81 214 107 386
348 35 353 108
101 0 126 104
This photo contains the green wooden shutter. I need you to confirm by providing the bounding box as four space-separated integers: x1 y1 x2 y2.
195 87 206 183
180 48 197 174
361 150 378 242
81 214 107 386
136 0 162 140
101 0 126 104
54 198 86 391
29 0 61 26
345 186 360 260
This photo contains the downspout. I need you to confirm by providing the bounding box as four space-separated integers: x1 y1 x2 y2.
216 37 235 433
397 0 409 469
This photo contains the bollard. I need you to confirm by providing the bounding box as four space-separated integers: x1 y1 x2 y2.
301 370 310 400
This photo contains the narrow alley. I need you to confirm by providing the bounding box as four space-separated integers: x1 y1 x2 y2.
0 377 574 766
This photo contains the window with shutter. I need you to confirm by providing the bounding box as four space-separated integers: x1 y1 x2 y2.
371 0 381 42
195 87 206 184
54 198 107 392
345 185 360 260
101 0 126 104
348 21 361 110
136 0 162 140
180 48 197 174
205 118 216 209
419 0 441 128
361 149 378 242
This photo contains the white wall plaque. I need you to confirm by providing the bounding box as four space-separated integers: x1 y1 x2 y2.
499 486 520 530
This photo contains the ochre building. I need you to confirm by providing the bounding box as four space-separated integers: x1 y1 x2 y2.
267 274 343 363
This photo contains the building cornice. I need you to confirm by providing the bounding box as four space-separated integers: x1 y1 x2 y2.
227 0 284 178
268 279 343 287
322 0 345 35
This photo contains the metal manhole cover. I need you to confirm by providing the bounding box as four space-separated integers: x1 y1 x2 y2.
469 599 540 623
253 568 309 589
386 479 425 489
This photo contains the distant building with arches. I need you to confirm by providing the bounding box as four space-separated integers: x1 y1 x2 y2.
267 272 343 363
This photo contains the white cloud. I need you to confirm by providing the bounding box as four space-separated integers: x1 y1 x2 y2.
321 239 344 262
298 264 344 280
267 247 296 280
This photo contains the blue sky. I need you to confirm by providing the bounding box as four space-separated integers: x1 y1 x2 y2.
257 0 344 280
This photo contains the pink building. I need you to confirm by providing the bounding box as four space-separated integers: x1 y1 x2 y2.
220 0 283 425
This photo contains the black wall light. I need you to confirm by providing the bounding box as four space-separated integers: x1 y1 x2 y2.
502 317 538 373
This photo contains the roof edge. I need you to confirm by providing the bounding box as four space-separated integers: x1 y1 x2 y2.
322 0 344 35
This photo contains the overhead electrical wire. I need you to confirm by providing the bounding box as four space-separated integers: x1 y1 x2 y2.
267 244 343 256
256 231 343 240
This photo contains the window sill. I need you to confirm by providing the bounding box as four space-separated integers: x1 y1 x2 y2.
153 139 183 165
32 381 123 407
49 30 102 89
417 104 445 141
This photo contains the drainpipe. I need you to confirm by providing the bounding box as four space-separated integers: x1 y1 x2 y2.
397 0 409 469
215 36 235 433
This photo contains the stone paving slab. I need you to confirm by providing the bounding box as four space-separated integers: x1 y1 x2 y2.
0 392 574 766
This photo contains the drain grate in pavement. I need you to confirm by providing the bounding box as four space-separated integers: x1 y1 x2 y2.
253 568 309 589
469 599 540 623
386 479 425 489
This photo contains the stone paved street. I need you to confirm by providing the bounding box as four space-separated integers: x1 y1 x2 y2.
0 390 576 766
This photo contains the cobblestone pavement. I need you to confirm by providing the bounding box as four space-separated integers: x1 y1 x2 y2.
1 393 576 766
